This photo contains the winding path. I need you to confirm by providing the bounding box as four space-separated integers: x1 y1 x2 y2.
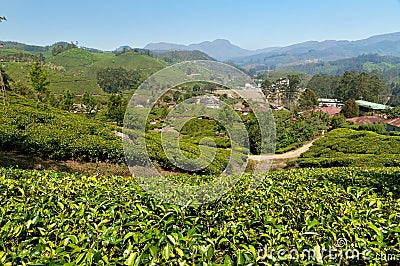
248 137 321 161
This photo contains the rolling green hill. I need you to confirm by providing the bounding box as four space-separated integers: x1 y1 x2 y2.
0 46 168 94
0 45 221 95
155 50 215 63
0 41 50 54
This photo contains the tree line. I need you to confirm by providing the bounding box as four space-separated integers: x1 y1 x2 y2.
97 67 141 93
307 71 388 104
51 42 77 56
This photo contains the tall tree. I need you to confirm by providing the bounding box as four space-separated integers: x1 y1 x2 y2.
0 17 8 104
82 92 96 116
307 74 339 98
284 74 301 109
107 94 127 126
192 84 202 95
383 106 400 118
28 62 50 102
0 69 12 90
336 71 357 102
298 88 318 110
48 93 59 108
335 71 385 103
0 68 11 105
261 77 272 89
260 77 272 99
341 98 359 118
61 90 75 111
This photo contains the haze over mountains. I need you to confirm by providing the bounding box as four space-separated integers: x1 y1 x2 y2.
144 39 278 61
3 32 400 72
144 39 277 61
144 32 400 68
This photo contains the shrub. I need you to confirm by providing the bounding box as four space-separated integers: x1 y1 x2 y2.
359 123 387 134
330 113 346 128
0 103 125 164
298 128 400 167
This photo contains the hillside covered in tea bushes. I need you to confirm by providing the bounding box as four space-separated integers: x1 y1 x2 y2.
0 167 399 264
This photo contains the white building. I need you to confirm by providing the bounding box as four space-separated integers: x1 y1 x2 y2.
318 98 343 107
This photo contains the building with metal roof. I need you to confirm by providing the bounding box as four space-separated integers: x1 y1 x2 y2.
355 100 388 110
386 118 400 132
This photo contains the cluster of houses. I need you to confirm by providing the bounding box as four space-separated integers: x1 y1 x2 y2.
314 98 400 132
142 82 400 132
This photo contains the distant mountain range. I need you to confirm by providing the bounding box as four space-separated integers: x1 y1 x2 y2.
144 32 400 70
278 53 400 76
144 39 278 61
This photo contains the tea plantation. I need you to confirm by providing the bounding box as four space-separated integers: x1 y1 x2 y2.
296 128 400 168
0 95 125 164
0 167 399 264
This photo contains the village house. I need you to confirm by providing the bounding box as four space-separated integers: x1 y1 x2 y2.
269 102 284 110
205 99 220 109
314 106 341 116
318 98 343 107
233 103 244 111
167 101 176 108
355 100 388 115
386 118 400 132
346 116 386 125
240 107 251 115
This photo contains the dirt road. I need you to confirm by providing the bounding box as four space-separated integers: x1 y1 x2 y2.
248 137 321 161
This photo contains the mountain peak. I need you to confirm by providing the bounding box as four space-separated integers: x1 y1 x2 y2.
212 39 231 44
144 39 251 60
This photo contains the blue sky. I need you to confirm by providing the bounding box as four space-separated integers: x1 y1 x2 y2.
1 0 400 51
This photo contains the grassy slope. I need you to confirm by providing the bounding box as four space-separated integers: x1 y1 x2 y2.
0 48 36 57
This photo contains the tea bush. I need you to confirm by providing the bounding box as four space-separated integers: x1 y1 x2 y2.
0 167 399 264
296 128 400 167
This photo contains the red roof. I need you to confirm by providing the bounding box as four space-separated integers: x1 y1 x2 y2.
314 106 341 116
386 118 400 128
269 102 282 107
346 116 386 125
